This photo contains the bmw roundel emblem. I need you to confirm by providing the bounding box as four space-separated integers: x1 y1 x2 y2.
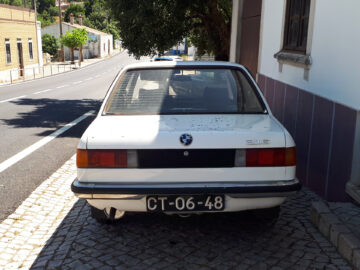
180 134 193 146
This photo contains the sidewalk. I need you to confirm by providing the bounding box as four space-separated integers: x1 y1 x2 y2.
0 49 122 86
0 154 353 269
311 200 360 269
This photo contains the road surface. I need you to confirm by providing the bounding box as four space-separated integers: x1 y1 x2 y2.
0 52 146 221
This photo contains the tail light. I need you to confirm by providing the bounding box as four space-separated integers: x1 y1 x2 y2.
77 149 138 168
243 147 296 167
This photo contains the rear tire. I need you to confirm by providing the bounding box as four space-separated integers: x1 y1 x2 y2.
90 206 125 224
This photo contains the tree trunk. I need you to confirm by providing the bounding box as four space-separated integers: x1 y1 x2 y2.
80 45 84 62
202 0 231 61
70 47 75 64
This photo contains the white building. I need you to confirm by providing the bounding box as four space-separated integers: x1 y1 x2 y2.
42 16 113 61
230 0 360 203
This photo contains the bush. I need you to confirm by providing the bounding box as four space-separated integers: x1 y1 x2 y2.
42 34 59 58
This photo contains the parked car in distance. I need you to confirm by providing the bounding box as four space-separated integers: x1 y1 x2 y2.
151 55 183 62
71 61 300 223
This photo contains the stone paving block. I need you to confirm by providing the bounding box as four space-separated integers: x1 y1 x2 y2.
338 233 360 262
330 224 351 247
353 249 360 270
311 201 330 226
319 213 341 238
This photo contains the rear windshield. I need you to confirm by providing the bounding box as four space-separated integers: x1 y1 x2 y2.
104 68 266 115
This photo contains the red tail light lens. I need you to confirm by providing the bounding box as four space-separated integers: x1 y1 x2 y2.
246 147 296 167
77 149 129 168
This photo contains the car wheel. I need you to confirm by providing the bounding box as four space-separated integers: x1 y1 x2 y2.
251 206 280 226
90 206 125 224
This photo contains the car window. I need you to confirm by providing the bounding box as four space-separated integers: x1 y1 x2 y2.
104 68 266 115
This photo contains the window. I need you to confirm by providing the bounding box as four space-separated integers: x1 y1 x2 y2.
28 38 33 60
283 0 311 53
104 68 266 115
5 39 11 64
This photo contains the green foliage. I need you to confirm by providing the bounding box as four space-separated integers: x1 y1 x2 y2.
64 3 85 22
48 5 59 17
42 33 59 57
36 1 58 28
82 0 120 46
0 0 32 7
83 0 96 16
60 28 88 49
37 11 53 27
104 22 120 42
105 0 232 60
37 0 55 13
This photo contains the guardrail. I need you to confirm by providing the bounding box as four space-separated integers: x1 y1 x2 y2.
1 63 80 85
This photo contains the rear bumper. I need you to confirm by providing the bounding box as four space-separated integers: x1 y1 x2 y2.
71 179 301 199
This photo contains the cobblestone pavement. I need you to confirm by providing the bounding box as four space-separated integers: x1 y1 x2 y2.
328 202 360 240
0 156 353 270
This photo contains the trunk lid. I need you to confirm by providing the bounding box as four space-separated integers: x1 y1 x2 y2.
84 114 285 149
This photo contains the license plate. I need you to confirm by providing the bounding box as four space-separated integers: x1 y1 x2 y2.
146 195 225 212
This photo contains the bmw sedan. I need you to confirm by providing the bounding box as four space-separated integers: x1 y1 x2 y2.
71 61 300 223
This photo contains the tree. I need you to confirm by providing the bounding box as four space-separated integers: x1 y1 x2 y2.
37 0 55 14
60 28 88 63
105 0 232 60
83 0 120 47
42 34 59 58
64 3 85 22
0 0 31 7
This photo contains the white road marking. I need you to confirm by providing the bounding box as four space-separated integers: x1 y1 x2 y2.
33 89 52 95
84 77 93 81
95 75 101 78
0 95 27 103
73 81 82 85
0 110 95 173
56 84 69 89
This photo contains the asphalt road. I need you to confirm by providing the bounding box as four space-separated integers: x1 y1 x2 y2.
0 52 146 222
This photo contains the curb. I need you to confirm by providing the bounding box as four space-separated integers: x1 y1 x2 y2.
311 201 360 269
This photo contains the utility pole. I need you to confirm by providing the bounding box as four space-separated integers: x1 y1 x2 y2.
58 0 64 61
33 0 42 71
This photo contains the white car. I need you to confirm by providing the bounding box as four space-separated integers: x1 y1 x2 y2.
72 61 300 223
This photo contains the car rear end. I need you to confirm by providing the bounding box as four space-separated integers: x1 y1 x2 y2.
71 61 300 217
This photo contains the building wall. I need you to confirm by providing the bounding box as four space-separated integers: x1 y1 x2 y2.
99 35 113 58
42 23 112 60
0 4 39 73
257 0 360 201
258 0 360 111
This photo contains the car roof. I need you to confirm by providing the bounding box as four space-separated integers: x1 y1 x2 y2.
124 61 246 70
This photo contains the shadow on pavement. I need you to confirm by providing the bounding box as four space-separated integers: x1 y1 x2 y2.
29 189 351 270
1 98 100 137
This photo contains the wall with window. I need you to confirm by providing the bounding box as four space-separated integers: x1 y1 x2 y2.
258 0 360 110
256 0 360 202
0 4 40 82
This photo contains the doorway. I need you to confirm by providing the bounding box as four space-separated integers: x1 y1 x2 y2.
108 40 110 55
17 40 24 77
239 0 262 77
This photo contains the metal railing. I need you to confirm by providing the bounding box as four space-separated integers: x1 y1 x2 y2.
1 63 80 85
